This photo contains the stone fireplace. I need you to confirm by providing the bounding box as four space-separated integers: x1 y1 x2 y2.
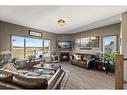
60 52 70 61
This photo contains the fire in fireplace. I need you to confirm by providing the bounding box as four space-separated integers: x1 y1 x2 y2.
60 52 70 61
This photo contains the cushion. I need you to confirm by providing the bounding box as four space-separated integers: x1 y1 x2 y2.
75 54 81 60
13 74 48 89
15 61 26 69
0 70 14 82
26 62 34 70
1 64 17 72
81 55 84 61
34 61 40 64
83 56 88 61
17 70 29 75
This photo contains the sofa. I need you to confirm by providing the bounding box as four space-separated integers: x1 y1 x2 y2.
70 53 96 69
0 59 65 89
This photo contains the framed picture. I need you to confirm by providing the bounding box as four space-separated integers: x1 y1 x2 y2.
74 39 81 47
80 37 90 48
29 30 42 37
89 36 99 48
75 36 99 49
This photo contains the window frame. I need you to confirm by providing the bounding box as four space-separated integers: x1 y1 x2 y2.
11 35 25 59
11 35 51 59
25 37 44 58
102 35 119 53
43 39 51 58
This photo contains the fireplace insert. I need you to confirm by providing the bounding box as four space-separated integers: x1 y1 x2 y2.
60 52 70 61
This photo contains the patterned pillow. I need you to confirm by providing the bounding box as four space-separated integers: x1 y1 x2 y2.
15 61 27 69
75 54 81 60
0 70 14 82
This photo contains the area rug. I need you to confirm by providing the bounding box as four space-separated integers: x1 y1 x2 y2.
60 69 71 89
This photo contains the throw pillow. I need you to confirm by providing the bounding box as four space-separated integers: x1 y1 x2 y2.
1 63 17 72
75 54 81 61
0 70 14 82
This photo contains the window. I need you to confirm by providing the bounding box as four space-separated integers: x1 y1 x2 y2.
103 36 117 53
11 36 51 59
12 36 25 59
26 38 43 58
43 40 50 57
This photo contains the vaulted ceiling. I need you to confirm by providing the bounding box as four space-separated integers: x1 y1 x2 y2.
0 6 127 34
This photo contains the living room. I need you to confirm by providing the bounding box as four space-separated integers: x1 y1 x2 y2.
0 5 127 91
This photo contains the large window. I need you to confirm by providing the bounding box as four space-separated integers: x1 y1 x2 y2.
12 36 25 59
26 38 43 58
103 36 117 53
43 40 50 57
12 36 51 59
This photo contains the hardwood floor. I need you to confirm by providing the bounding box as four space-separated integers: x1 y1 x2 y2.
59 62 127 89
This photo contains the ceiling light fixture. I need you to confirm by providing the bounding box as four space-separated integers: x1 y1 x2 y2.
57 19 66 26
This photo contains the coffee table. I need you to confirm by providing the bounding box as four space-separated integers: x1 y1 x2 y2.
33 63 61 73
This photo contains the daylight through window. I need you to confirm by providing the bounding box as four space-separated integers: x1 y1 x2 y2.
12 36 51 59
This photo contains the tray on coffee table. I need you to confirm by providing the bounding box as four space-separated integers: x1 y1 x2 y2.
33 63 61 73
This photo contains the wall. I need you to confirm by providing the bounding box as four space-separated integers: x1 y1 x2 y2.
120 12 127 82
73 23 120 54
0 21 121 62
56 34 73 61
0 22 2 51
56 34 73 41
0 21 57 62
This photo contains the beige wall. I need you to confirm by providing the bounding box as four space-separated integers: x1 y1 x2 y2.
56 34 73 41
73 23 120 54
0 22 2 51
0 21 57 62
0 21 121 62
120 12 127 81
56 34 73 61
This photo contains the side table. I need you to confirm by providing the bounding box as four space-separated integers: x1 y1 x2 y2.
94 60 110 74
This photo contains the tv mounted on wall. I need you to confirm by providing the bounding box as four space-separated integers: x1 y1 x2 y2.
57 41 72 49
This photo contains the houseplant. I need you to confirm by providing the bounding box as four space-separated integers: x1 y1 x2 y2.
12 57 18 63
28 54 36 61
103 52 116 64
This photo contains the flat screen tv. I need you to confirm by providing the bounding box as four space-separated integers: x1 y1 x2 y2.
57 41 72 49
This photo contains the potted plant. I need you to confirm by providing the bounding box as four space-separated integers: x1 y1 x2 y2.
103 52 116 64
28 54 36 62
12 57 18 64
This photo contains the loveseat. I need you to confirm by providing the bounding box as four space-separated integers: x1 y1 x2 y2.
70 53 96 69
